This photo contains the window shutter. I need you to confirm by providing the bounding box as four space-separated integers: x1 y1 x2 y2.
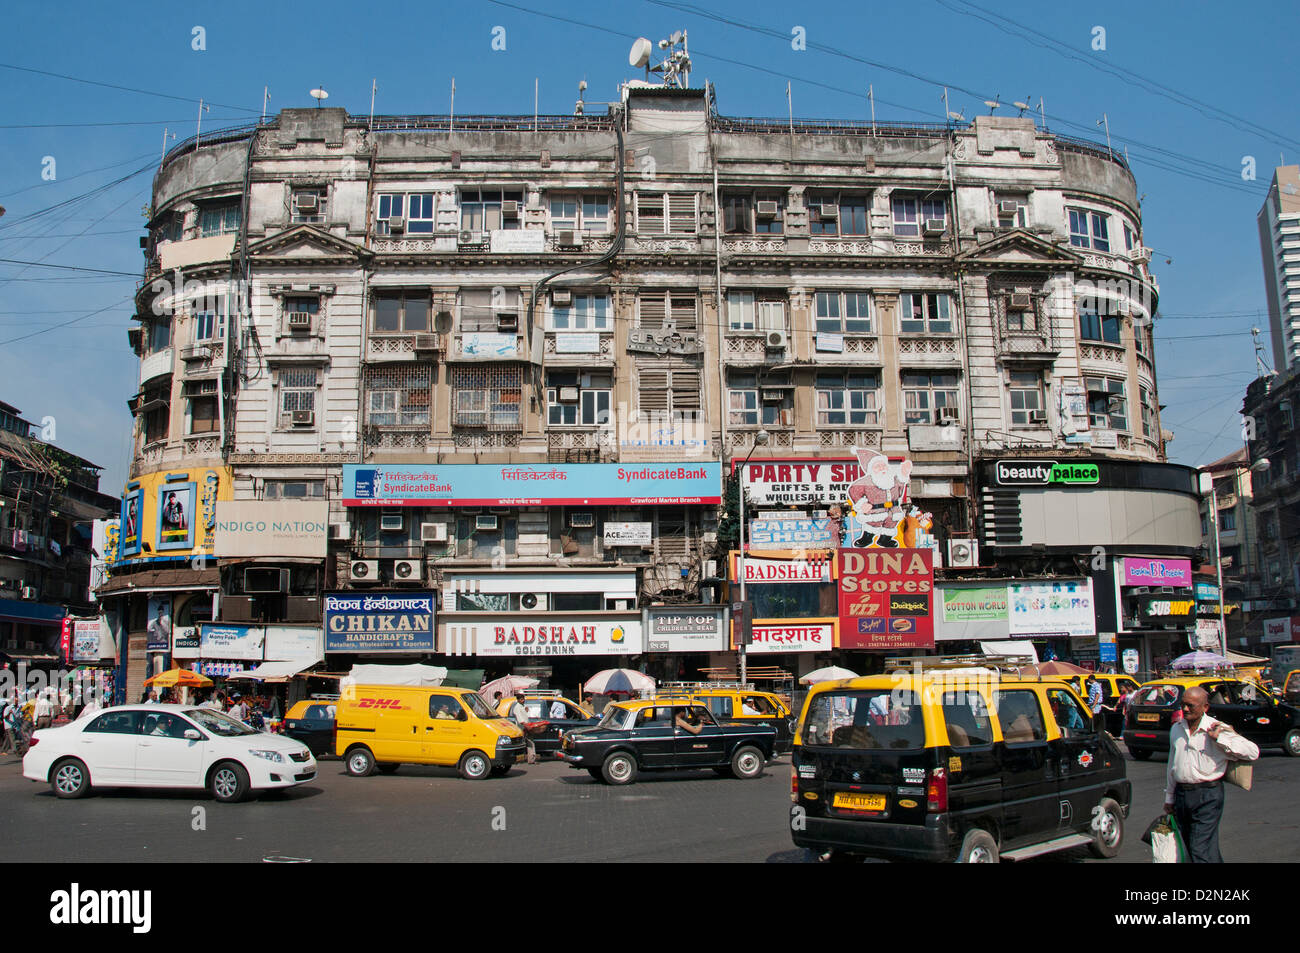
667 193 697 233
639 294 667 331
670 294 697 331
460 289 494 332
637 192 665 234
670 369 701 411
639 369 669 412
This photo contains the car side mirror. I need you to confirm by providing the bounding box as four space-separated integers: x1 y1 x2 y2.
184 729 202 741
458 709 468 721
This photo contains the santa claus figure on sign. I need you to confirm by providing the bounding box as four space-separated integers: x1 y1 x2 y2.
845 448 926 549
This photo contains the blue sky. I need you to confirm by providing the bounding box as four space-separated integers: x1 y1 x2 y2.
1 0 1292 491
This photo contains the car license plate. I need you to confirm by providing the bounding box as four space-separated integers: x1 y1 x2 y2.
1137 713 1160 723
833 792 886 811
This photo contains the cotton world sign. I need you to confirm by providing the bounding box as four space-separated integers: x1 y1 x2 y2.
837 548 934 650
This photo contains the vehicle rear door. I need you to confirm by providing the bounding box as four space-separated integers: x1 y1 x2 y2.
135 712 209 786
1045 687 1104 834
992 688 1059 848
939 689 1003 835
673 705 727 766
77 710 142 783
1214 681 1285 746
632 706 677 767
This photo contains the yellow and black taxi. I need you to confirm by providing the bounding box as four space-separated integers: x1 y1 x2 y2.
558 698 776 785
655 684 796 754
493 691 598 756
1122 675 1300 759
789 666 1131 863
1057 673 1143 736
280 699 338 757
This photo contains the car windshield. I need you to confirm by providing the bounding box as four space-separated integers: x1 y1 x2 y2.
596 707 630 730
801 690 925 749
1132 685 1181 707
185 708 259 737
461 692 495 720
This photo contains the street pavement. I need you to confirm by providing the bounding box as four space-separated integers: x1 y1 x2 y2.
0 746 1295 863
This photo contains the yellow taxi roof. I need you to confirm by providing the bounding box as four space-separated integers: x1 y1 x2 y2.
1139 675 1236 688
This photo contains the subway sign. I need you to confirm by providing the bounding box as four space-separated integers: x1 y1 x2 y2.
995 459 1100 487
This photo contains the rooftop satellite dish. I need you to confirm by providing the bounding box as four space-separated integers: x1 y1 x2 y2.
310 88 329 103
947 111 965 122
629 37 652 68
984 98 1000 114
1013 100 1031 114
670 31 683 45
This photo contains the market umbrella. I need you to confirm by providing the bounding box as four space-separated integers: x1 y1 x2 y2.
479 675 539 702
144 667 213 688
1018 660 1090 678
583 669 655 695
799 666 859 685
1171 651 1232 670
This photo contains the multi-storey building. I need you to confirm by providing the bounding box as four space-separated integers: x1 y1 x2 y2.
1195 449 1260 649
100 83 1201 697
1258 165 1300 373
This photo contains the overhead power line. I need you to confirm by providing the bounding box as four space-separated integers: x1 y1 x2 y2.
0 62 261 115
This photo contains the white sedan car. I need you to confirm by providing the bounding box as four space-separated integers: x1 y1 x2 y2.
23 704 317 802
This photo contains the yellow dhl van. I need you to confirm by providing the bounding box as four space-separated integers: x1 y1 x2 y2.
335 685 526 780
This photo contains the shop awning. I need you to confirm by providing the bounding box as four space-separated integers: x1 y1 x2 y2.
979 640 1040 663
95 566 220 596
0 598 65 627
1226 650 1267 665
0 652 61 662
227 659 319 681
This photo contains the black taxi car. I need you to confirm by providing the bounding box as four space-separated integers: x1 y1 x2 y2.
790 669 1131 863
558 699 776 785
1122 676 1300 759
494 692 598 757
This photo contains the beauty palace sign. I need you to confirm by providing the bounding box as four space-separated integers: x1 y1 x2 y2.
343 463 721 507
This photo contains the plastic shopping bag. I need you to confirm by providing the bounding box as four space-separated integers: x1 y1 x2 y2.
1149 814 1189 863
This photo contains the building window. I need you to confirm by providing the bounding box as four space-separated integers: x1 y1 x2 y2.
290 188 326 224
638 365 700 419
814 292 872 334
264 480 325 500
816 372 880 426
729 373 793 427
727 292 785 332
198 203 240 237
1139 385 1154 437
1078 303 1122 344
1085 376 1127 430
373 292 430 333
809 192 868 236
899 292 953 334
452 365 522 430
903 372 960 425
143 391 169 444
996 193 1029 228
189 393 219 434
1219 510 1237 532
278 368 318 428
721 192 785 234
149 318 172 352
365 365 432 428
892 195 947 237
638 292 697 331
460 188 523 232
1002 294 1036 332
550 294 609 331
1068 207 1110 251
1009 370 1044 427
192 291 230 342
1200 512 1210 537
636 192 697 234
548 193 610 234
547 371 611 426
377 192 437 235
1123 223 1135 252
283 297 320 334
460 288 521 333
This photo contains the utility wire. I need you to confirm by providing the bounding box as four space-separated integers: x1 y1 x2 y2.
0 62 261 115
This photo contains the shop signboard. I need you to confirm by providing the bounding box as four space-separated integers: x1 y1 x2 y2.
264 625 324 664
603 522 652 547
1196 619 1223 651
172 625 200 659
343 463 721 506
1121 557 1193 587
941 586 1009 622
748 518 836 547
324 592 436 653
1195 582 1221 602
1262 618 1291 644
72 620 102 663
1136 596 1197 622
836 548 935 650
467 617 643 657
1007 579 1096 638
645 606 728 652
199 623 266 661
732 553 832 584
214 501 330 558
1099 631 1117 664
994 460 1100 487
744 622 832 654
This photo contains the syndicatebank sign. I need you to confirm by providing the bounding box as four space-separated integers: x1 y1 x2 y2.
995 459 1100 487
343 463 721 506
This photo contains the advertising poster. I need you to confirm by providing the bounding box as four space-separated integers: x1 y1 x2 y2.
214 501 330 558
1121 557 1193 588
602 522 652 547
199 623 266 661
72 620 103 663
146 595 172 651
941 586 1009 622
836 548 935 650
264 626 324 664
1007 579 1096 638
645 607 728 652
324 592 436 652
119 488 144 558
156 481 196 550
117 468 231 562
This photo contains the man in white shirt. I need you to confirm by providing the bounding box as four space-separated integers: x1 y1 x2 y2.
1163 686 1258 863
227 695 248 723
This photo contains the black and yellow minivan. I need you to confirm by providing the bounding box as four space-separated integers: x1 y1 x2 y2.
790 670 1131 863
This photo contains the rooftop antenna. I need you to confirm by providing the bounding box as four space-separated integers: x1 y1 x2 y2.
868 84 876 135
196 99 209 146
1037 96 1047 131
575 79 587 116
1097 113 1112 155
160 127 175 166
369 79 377 130
534 77 539 132
984 95 1001 114
261 86 271 123
1252 327 1275 377
942 87 964 125
629 37 652 80
309 87 329 108
449 77 455 133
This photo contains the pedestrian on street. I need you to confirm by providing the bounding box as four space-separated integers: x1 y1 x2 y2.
227 694 247 723
509 691 538 764
1 694 18 755
1163 686 1259 863
1086 676 1104 716
34 690 53 730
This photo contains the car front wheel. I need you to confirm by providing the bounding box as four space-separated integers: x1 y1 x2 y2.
209 761 250 803
731 745 764 779
601 752 637 785
459 750 491 780
1284 728 1300 757
50 758 91 799
1089 797 1124 858
956 828 999 863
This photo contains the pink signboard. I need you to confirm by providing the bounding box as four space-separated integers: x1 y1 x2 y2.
1121 558 1193 587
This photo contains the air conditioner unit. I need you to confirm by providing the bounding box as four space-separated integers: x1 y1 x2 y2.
551 289 572 307
413 333 442 352
500 200 520 218
349 559 379 583
329 523 349 540
755 200 779 219
20 586 37 601
475 514 499 531
936 408 960 425
496 312 518 330
1129 246 1153 263
556 230 583 248
818 204 839 220
569 512 595 528
559 387 579 403
1008 293 1033 311
291 409 314 427
520 592 548 611
244 567 288 594
761 389 787 402
765 330 788 350
923 218 947 236
421 522 449 543
1028 409 1048 424
380 512 404 532
998 200 1021 215
458 230 482 245
387 216 406 233
393 559 423 583
287 311 312 329
947 539 979 568
293 193 319 212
